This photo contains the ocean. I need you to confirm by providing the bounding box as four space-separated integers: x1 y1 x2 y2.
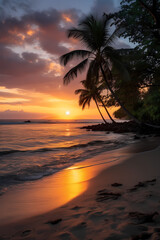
0 119 135 196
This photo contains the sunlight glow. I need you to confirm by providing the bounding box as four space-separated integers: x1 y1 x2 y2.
66 111 70 115
62 14 72 23
27 30 35 36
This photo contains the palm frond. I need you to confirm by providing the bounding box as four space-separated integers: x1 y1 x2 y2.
63 59 88 85
67 28 84 39
81 96 91 109
68 27 97 51
68 15 109 51
75 88 86 95
104 27 122 46
60 50 91 66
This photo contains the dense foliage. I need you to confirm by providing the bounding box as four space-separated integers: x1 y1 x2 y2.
110 0 160 123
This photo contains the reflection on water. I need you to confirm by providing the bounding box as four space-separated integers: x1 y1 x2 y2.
65 128 71 137
0 122 134 194
0 163 89 224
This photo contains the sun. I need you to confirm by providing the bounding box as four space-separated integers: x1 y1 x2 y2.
65 111 70 115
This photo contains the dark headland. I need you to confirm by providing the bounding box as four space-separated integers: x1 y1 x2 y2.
81 121 160 135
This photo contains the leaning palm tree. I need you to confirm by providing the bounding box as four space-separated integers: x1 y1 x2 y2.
79 79 115 123
75 81 108 124
60 14 141 124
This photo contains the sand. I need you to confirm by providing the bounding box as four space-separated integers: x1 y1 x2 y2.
0 137 160 240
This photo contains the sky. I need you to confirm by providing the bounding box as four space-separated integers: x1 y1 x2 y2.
0 0 130 120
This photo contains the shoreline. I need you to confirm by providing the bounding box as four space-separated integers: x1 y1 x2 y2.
0 144 130 225
82 121 160 135
1 137 160 239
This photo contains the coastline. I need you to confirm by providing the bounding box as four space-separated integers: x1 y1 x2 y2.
1 137 160 239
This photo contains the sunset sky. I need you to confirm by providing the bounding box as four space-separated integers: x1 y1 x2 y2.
0 0 131 120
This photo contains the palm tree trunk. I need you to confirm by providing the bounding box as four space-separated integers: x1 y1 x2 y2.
100 64 141 124
97 95 116 123
94 98 108 124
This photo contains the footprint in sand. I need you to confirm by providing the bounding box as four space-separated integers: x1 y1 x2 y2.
88 211 107 223
71 206 82 211
59 232 72 240
70 222 87 240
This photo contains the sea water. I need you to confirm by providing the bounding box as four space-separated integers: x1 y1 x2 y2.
0 120 135 196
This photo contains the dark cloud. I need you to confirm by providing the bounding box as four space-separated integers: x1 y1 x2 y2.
0 17 28 45
0 44 48 77
22 52 39 62
0 8 80 54
24 9 61 27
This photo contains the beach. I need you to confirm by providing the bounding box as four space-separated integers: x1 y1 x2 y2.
0 136 160 240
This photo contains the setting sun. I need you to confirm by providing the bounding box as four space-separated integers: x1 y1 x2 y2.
65 111 70 115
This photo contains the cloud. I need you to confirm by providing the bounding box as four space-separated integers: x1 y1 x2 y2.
0 109 44 119
22 52 39 62
112 39 131 49
91 0 117 16
0 8 80 55
0 44 48 76
0 0 32 20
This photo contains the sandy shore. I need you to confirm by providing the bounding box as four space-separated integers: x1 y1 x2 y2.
0 137 160 240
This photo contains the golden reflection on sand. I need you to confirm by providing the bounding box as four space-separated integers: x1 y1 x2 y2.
0 163 89 224
0 150 126 225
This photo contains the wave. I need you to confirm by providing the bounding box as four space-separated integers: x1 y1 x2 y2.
0 151 121 195
0 135 134 196
0 140 126 190
0 140 116 156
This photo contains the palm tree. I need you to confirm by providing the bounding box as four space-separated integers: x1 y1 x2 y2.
60 14 141 124
75 81 108 124
78 79 115 123
81 80 115 123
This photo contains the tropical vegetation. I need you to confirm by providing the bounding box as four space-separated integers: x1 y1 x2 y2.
60 0 160 125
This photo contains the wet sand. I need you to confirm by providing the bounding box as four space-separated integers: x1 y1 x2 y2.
0 137 160 240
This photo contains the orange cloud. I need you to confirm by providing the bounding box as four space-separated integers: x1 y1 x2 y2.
0 97 29 103
62 14 72 23
48 62 64 76
17 33 25 40
27 29 35 36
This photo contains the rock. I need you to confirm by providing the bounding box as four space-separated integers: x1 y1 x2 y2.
134 135 140 139
81 121 160 135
